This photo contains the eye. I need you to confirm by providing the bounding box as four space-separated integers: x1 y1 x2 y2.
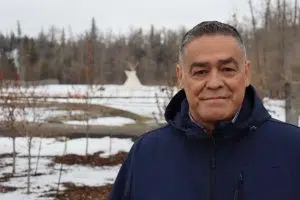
222 67 235 72
193 70 208 76
222 67 236 73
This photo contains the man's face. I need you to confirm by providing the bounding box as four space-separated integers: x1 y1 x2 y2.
176 35 251 125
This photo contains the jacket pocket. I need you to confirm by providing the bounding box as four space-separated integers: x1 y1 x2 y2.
238 166 292 200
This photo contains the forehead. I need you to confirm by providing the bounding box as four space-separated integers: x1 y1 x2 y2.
183 35 244 64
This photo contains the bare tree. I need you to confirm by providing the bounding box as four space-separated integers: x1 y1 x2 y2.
248 0 267 95
56 136 68 195
14 82 46 194
0 80 20 174
283 0 300 125
262 0 272 97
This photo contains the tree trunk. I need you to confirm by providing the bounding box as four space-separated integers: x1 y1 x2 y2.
27 137 32 194
12 137 16 174
35 138 42 174
56 137 68 195
85 123 90 156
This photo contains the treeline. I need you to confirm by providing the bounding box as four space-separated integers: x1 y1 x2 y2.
240 0 300 98
0 19 182 86
0 0 299 98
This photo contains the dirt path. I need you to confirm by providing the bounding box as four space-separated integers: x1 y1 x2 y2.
0 99 164 138
0 122 162 138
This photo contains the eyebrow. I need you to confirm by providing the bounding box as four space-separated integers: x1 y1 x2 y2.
218 57 238 67
189 61 209 73
189 57 239 73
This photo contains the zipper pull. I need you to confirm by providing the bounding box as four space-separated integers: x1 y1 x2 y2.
233 172 244 200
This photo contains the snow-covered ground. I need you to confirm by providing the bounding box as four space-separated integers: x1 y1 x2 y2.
0 84 175 123
0 137 134 200
263 98 300 125
0 161 121 200
0 84 176 98
0 137 133 157
263 98 286 122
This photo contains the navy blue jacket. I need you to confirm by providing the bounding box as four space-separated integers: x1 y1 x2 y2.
109 85 300 200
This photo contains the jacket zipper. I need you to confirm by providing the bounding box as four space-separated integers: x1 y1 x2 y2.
233 172 244 200
210 135 216 200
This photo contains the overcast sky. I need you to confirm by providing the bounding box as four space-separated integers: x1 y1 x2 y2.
0 0 281 37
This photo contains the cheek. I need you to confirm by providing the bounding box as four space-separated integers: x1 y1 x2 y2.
185 79 205 95
184 81 205 108
228 83 247 107
225 77 247 93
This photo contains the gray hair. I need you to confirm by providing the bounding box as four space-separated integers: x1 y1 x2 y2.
178 21 247 66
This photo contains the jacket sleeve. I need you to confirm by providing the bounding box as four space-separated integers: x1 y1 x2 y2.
108 145 135 200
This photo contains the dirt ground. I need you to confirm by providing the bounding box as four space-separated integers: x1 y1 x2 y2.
52 151 128 167
47 182 113 200
0 184 18 193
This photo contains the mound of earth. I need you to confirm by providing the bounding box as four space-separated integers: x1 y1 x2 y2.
0 184 18 193
52 151 128 167
46 182 112 200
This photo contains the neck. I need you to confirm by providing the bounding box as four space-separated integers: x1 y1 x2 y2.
201 122 215 134
189 111 238 134
188 111 216 133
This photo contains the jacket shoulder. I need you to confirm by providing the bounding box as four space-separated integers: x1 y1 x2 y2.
131 124 179 153
262 118 300 145
268 118 300 133
136 124 176 143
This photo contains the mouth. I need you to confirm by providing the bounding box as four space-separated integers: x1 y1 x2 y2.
202 96 229 100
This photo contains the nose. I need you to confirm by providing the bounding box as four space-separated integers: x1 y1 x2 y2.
206 70 224 89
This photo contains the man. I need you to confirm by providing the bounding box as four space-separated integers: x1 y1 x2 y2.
109 21 300 200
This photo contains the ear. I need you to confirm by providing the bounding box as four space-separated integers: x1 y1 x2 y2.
244 60 251 87
176 64 184 89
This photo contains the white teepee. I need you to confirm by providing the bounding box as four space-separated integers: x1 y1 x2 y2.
123 70 143 89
